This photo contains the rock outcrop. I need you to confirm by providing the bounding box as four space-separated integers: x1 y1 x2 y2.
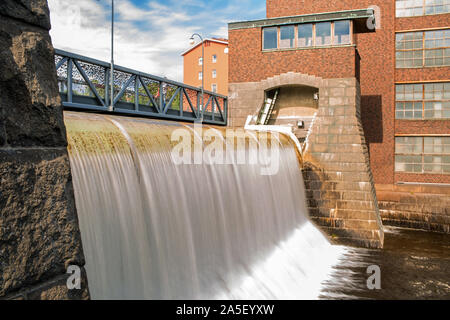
0 0 89 299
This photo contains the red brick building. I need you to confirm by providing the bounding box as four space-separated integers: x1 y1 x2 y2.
228 0 449 234
182 38 229 96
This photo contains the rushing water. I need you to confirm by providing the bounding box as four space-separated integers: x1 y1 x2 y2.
64 111 345 300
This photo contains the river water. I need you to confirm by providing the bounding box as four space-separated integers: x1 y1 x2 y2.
321 226 450 300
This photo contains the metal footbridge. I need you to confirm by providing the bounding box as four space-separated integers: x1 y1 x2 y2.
54 49 227 125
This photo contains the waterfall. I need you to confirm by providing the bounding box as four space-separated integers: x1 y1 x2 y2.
64 111 344 300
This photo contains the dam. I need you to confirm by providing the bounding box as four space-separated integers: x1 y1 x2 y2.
64 111 344 299
63 111 450 300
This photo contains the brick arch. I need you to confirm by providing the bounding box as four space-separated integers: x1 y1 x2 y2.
228 72 328 127
257 72 327 122
259 72 324 93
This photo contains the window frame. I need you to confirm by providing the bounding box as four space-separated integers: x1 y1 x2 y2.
396 29 450 68
297 23 314 47
315 21 333 47
212 69 217 79
263 27 278 50
279 25 296 49
211 83 217 93
396 0 450 17
396 82 450 120
333 20 352 45
262 20 353 51
395 136 450 174
212 54 217 63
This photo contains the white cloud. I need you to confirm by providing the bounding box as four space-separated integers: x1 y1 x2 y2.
48 0 204 81
47 0 265 82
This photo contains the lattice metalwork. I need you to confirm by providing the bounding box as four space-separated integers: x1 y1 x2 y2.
54 49 227 125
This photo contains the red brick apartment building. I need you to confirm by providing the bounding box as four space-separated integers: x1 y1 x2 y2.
228 0 450 235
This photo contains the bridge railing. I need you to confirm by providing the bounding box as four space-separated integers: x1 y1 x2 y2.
54 49 227 125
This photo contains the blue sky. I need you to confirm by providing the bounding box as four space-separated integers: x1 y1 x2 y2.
48 0 265 81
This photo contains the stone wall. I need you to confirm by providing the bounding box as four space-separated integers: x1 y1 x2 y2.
377 184 450 234
228 72 384 248
303 77 384 249
0 0 89 299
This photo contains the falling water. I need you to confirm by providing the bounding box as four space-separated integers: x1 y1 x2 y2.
64 111 344 300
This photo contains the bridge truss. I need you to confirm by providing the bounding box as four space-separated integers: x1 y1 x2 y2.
54 49 227 125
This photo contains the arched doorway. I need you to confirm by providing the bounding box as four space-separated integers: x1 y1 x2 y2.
256 85 319 142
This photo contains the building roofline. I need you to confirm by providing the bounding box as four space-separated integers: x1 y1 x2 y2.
181 38 229 56
228 8 375 31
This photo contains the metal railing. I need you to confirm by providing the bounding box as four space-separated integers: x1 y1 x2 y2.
54 49 227 125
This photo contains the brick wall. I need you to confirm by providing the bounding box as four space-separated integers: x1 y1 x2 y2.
254 1 450 185
231 0 397 185
229 28 357 83
229 1 450 238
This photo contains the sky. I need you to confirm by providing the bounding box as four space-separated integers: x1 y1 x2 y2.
48 0 266 82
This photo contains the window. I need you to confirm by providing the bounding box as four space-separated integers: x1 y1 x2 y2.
198 57 203 66
334 20 351 45
315 22 332 46
212 84 217 93
263 27 278 50
425 83 450 118
425 0 450 14
395 136 450 174
424 30 450 66
395 137 425 173
298 23 313 47
280 25 295 49
396 84 425 119
396 0 425 17
423 137 450 173
396 32 424 68
396 0 450 17
212 54 217 63
212 69 217 78
396 29 450 68
198 71 202 80
263 20 351 50
396 83 450 119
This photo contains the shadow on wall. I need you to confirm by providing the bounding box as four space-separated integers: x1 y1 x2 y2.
360 95 383 154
